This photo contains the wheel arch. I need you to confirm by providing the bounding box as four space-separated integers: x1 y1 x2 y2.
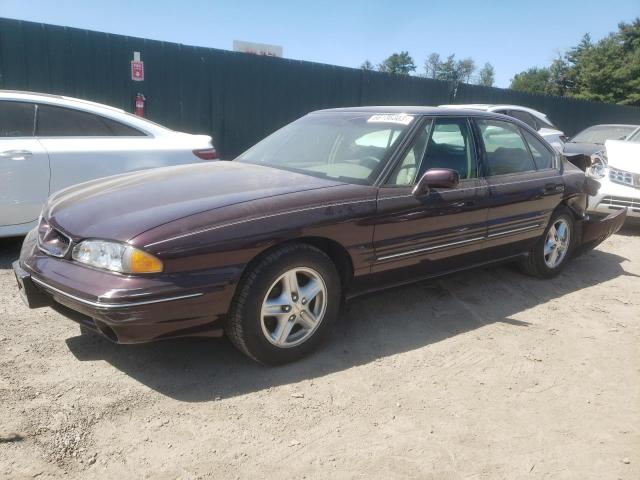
236 236 355 292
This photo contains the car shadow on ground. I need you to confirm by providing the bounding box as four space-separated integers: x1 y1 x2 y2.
61 247 636 402
0 237 22 269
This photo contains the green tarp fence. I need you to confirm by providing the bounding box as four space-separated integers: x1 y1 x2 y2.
2 18 639 157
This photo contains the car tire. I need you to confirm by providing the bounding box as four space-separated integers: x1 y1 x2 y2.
519 206 575 279
225 243 341 365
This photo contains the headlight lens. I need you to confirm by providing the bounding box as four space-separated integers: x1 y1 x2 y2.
587 149 608 179
72 240 163 274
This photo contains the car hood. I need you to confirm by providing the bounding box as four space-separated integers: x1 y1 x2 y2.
45 162 343 241
605 140 640 174
562 141 602 157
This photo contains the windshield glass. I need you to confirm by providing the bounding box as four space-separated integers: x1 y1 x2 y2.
236 113 414 184
628 129 640 142
570 125 637 144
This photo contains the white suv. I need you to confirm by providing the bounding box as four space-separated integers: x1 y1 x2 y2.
439 104 566 151
0 90 216 237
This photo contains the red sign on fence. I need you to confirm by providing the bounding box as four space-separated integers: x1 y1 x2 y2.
131 60 144 81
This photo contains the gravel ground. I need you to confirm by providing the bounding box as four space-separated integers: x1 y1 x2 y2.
1 227 639 479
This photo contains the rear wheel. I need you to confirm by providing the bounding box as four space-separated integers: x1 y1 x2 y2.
226 243 340 364
519 207 575 278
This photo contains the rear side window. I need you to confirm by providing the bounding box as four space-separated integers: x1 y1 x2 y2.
37 105 145 137
508 110 537 129
477 119 536 176
522 130 555 170
0 101 36 137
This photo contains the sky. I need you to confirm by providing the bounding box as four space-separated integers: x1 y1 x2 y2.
1 0 639 88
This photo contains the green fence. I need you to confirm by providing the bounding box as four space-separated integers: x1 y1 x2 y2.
1 17 640 157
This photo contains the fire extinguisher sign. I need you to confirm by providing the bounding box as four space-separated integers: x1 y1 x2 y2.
131 51 144 81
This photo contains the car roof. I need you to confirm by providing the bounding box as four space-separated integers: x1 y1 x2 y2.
0 89 172 135
312 105 500 117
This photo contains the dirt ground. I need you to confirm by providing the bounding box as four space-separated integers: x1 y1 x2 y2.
1 226 639 480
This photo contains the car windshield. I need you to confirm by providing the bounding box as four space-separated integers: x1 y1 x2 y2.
627 129 640 142
236 113 414 185
570 125 637 144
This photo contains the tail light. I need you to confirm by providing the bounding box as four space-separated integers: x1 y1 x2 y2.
193 148 218 160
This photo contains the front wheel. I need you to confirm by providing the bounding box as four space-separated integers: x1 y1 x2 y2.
519 207 575 278
225 243 341 364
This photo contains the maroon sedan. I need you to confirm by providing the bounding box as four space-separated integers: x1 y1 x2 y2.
13 107 625 364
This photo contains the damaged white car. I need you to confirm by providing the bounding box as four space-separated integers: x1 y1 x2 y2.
587 132 640 220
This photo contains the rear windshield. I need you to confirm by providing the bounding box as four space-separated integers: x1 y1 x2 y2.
236 113 414 185
570 125 637 144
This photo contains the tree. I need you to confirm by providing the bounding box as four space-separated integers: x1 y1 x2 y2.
546 56 570 96
378 51 416 75
457 57 476 83
424 53 441 78
360 60 374 70
477 62 495 87
510 67 551 94
432 54 476 83
436 54 458 81
509 19 640 105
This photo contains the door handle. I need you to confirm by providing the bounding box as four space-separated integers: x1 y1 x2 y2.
0 150 33 160
544 183 564 193
451 200 476 208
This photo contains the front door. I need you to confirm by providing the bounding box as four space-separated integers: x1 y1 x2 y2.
370 116 489 283
0 101 50 227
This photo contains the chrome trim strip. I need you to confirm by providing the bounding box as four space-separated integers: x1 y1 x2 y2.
30 276 204 309
487 224 542 238
145 198 376 247
377 236 485 261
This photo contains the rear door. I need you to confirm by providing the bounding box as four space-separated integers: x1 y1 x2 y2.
35 104 154 194
475 117 562 255
0 101 50 226
372 116 488 278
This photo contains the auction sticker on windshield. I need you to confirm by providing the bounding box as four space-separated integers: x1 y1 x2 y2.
367 114 414 125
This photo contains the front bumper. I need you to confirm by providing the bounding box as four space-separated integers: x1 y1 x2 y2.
14 229 234 343
588 176 640 218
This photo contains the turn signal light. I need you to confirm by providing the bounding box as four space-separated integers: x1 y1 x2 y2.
127 248 163 274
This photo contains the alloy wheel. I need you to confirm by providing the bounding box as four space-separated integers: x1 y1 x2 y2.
260 267 328 348
544 218 570 268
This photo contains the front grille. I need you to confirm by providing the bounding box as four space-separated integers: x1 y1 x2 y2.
37 218 72 258
609 167 638 188
599 196 640 213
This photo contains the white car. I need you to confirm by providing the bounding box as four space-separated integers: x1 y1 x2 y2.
439 104 566 151
0 91 216 237
587 133 640 220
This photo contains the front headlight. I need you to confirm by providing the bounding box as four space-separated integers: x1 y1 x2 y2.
587 149 608 179
72 240 163 274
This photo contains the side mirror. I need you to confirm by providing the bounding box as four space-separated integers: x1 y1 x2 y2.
412 168 460 197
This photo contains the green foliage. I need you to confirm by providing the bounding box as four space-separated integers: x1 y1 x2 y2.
378 51 416 75
478 62 495 87
510 19 640 105
425 53 477 83
510 67 551 95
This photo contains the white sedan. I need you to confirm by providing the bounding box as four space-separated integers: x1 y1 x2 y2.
0 90 216 237
439 103 566 151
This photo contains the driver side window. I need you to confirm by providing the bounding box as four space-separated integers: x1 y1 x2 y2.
387 117 477 186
